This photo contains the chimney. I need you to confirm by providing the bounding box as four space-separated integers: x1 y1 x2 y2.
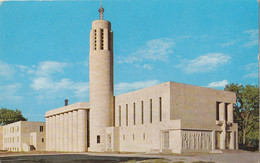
65 99 68 106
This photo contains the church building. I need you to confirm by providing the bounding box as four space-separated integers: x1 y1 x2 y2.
45 5 238 154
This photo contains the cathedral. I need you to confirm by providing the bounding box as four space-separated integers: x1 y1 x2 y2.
45 5 238 154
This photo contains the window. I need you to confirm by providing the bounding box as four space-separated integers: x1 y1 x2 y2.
133 134 135 140
40 126 44 132
119 106 121 127
141 101 144 124
150 99 152 123
123 135 125 141
17 136 19 143
225 103 229 121
42 138 44 143
159 97 162 121
126 104 128 126
101 29 104 50
216 102 220 120
143 133 145 140
17 126 19 132
133 103 136 125
94 29 97 50
97 135 100 144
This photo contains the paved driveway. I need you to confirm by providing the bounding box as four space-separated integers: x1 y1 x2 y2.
0 151 259 163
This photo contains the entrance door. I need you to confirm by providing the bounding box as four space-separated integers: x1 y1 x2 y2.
162 131 169 149
215 131 221 149
226 131 231 149
107 134 112 150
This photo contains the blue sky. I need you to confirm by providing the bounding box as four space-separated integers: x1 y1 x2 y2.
0 0 258 122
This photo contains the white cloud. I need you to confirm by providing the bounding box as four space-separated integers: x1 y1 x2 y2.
0 83 23 102
29 61 89 100
177 53 231 73
244 29 258 47
244 73 258 79
0 60 15 78
135 63 154 70
34 61 68 76
221 41 235 47
243 63 258 79
115 80 161 95
118 38 175 63
143 64 153 70
245 63 258 71
207 80 228 88
31 77 89 98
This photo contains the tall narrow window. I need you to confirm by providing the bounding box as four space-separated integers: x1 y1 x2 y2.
87 110 90 147
94 29 97 50
150 99 152 123
216 102 220 120
159 97 162 121
133 103 136 125
40 126 43 132
126 104 128 126
119 106 121 127
101 29 104 50
141 101 144 124
225 103 228 121
97 135 100 144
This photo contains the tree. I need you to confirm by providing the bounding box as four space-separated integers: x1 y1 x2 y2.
0 107 27 125
225 83 259 149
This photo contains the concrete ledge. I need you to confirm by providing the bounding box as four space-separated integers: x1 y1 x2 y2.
45 102 90 117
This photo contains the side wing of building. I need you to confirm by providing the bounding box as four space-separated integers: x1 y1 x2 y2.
106 81 238 153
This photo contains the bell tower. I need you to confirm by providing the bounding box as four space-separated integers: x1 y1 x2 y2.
89 3 114 152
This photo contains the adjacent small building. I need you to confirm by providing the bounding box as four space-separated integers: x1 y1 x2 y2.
2 121 45 152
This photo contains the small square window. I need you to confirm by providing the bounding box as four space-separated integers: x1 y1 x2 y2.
97 135 100 144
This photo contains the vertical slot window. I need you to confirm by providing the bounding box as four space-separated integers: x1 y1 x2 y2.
216 102 220 121
126 104 128 126
97 135 100 144
94 29 97 50
225 103 228 121
141 101 144 124
119 106 121 127
159 97 162 121
133 103 136 125
150 99 152 123
101 29 104 50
